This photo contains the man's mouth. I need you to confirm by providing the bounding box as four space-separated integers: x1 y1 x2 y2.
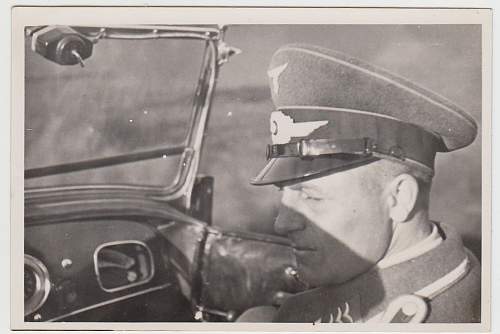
287 234 316 252
291 244 316 252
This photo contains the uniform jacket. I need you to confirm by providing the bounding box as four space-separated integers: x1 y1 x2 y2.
238 223 480 323
273 223 481 323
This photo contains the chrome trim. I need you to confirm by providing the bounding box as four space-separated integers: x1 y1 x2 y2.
24 254 51 316
76 25 221 38
163 40 219 206
27 25 221 40
45 283 171 322
93 240 155 293
156 221 176 230
92 31 214 41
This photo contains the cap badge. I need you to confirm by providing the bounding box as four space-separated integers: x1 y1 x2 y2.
270 111 329 145
268 62 288 95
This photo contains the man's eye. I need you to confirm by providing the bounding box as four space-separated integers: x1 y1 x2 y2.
300 192 321 201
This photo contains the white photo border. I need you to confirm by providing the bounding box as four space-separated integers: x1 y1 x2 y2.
9 5 493 333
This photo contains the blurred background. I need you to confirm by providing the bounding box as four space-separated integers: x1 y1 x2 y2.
25 25 482 258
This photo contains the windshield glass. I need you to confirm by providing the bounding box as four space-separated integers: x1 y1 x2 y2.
25 35 205 187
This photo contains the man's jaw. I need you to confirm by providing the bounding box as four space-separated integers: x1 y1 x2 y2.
287 232 317 252
292 245 317 252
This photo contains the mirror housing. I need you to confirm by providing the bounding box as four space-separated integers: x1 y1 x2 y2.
31 26 93 67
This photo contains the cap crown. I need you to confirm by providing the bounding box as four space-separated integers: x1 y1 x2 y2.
268 44 477 151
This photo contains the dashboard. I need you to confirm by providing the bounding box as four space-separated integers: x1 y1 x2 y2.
24 218 192 322
22 194 303 323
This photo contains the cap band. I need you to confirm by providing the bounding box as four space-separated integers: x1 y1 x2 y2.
266 138 371 160
267 107 446 170
267 136 414 164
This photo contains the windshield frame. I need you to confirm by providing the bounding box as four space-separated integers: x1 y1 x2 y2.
24 25 222 205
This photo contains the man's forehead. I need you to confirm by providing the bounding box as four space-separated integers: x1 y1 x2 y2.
283 161 381 191
285 174 341 191
287 182 318 191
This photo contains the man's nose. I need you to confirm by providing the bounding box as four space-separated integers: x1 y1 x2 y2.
274 205 307 236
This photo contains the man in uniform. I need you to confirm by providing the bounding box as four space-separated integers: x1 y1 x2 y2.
239 44 480 323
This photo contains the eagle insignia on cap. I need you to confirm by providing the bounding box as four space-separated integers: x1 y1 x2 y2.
270 111 329 145
268 62 288 95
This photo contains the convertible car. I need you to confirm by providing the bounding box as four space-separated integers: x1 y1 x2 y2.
23 25 305 322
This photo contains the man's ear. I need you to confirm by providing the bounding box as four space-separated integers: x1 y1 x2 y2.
385 173 419 223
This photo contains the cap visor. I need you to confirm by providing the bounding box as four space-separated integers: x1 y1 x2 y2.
250 154 378 186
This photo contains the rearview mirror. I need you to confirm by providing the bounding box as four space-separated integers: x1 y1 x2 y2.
30 26 93 67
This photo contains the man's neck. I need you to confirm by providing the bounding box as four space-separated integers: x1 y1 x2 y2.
385 211 432 257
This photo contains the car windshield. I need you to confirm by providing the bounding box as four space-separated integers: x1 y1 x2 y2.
25 35 205 188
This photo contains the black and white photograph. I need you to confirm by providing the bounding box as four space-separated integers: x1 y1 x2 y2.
11 6 491 331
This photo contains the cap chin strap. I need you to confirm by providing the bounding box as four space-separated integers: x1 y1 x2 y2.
267 137 406 161
266 137 435 179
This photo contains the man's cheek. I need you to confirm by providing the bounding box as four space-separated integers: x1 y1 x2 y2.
310 206 351 237
293 202 322 226
300 199 332 218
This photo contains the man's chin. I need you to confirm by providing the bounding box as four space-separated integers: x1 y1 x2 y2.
296 268 336 289
294 262 336 288
295 258 351 288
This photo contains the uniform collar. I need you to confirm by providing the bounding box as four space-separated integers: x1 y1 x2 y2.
376 222 443 269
